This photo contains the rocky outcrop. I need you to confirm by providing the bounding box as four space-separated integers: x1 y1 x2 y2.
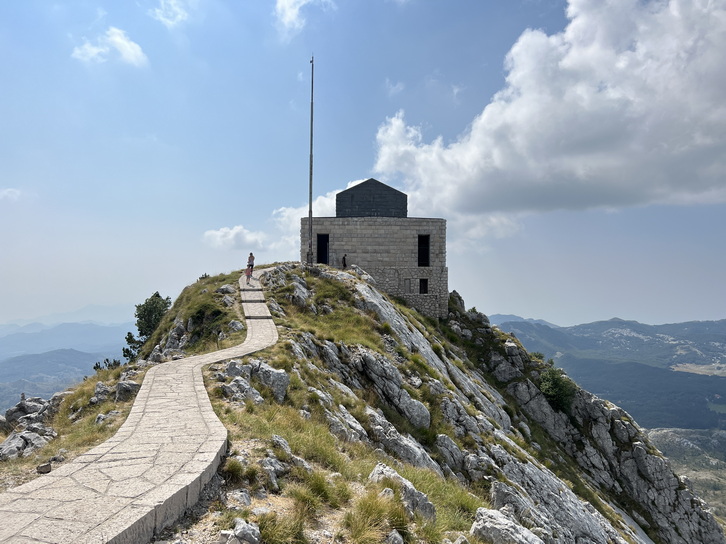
1 393 67 460
216 358 290 405
368 463 436 521
255 263 725 544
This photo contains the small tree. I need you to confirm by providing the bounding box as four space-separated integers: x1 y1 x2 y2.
123 291 172 361
540 367 577 413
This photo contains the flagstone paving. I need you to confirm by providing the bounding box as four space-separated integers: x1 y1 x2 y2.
0 274 278 544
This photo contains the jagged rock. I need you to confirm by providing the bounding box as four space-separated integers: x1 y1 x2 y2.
369 463 436 521
36 462 51 474
0 430 50 460
246 264 726 544
450 290 466 313
267 299 286 316
260 453 288 492
115 381 141 402
89 382 113 405
221 377 264 405
226 360 252 380
229 320 245 332
435 434 465 472
222 295 235 307
249 360 289 403
290 282 312 308
148 345 163 363
227 488 252 506
366 408 442 475
5 396 47 425
349 347 430 429
232 517 261 544
488 352 523 383
470 508 544 544
216 284 237 295
165 318 188 350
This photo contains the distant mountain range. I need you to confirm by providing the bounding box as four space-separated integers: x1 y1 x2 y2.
0 322 131 411
494 315 726 429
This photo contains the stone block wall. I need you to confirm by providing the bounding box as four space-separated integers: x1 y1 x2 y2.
300 217 448 318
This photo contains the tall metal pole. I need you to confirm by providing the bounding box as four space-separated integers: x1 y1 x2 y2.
306 56 314 266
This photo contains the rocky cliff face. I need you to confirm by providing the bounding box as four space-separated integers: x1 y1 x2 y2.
253 264 724 544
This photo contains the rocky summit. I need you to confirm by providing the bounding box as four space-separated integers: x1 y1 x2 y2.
245 264 723 544
2 263 724 544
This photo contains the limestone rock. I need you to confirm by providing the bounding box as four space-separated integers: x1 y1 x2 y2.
365 408 441 475
216 284 237 295
221 377 264 405
229 320 245 332
369 463 436 521
249 360 289 403
232 517 261 544
115 381 141 402
0 430 50 460
470 508 544 544
5 396 47 425
89 382 112 405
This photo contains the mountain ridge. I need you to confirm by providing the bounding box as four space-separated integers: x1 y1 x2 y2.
2 268 724 543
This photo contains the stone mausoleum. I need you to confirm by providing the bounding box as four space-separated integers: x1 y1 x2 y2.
300 178 448 318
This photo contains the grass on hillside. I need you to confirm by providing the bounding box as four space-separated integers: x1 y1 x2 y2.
143 270 247 358
0 365 142 491
0 269 249 491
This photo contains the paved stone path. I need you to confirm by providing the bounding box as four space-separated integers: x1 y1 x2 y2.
0 274 278 543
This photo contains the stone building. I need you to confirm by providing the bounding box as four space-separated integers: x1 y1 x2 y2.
300 178 448 318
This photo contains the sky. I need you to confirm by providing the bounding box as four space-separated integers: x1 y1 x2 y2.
1 0 725 327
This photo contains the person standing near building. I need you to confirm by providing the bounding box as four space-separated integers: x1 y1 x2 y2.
342 254 347 269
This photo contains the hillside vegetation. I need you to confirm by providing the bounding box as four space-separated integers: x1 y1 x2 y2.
1 264 724 544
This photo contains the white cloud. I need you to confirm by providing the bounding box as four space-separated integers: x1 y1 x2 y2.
72 27 148 66
149 0 190 29
374 0 726 226
385 78 405 97
203 225 267 251
274 0 335 39
0 188 21 202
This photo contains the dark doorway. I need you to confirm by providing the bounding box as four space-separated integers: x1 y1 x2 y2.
418 234 430 267
317 234 329 264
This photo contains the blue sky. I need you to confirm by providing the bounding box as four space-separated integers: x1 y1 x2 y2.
1 0 725 327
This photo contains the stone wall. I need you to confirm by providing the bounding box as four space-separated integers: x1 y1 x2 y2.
300 217 448 318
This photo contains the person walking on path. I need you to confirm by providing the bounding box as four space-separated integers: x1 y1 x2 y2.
245 265 253 285
247 252 255 271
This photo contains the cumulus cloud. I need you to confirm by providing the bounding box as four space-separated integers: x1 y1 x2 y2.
374 0 726 223
149 0 190 29
0 188 21 202
72 27 148 66
274 0 335 39
203 225 268 251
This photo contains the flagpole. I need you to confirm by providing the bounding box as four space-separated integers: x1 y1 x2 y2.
306 56 314 266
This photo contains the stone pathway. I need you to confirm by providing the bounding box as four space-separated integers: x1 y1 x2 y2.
0 274 278 544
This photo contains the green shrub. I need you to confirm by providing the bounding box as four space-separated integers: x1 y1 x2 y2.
539 367 577 412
